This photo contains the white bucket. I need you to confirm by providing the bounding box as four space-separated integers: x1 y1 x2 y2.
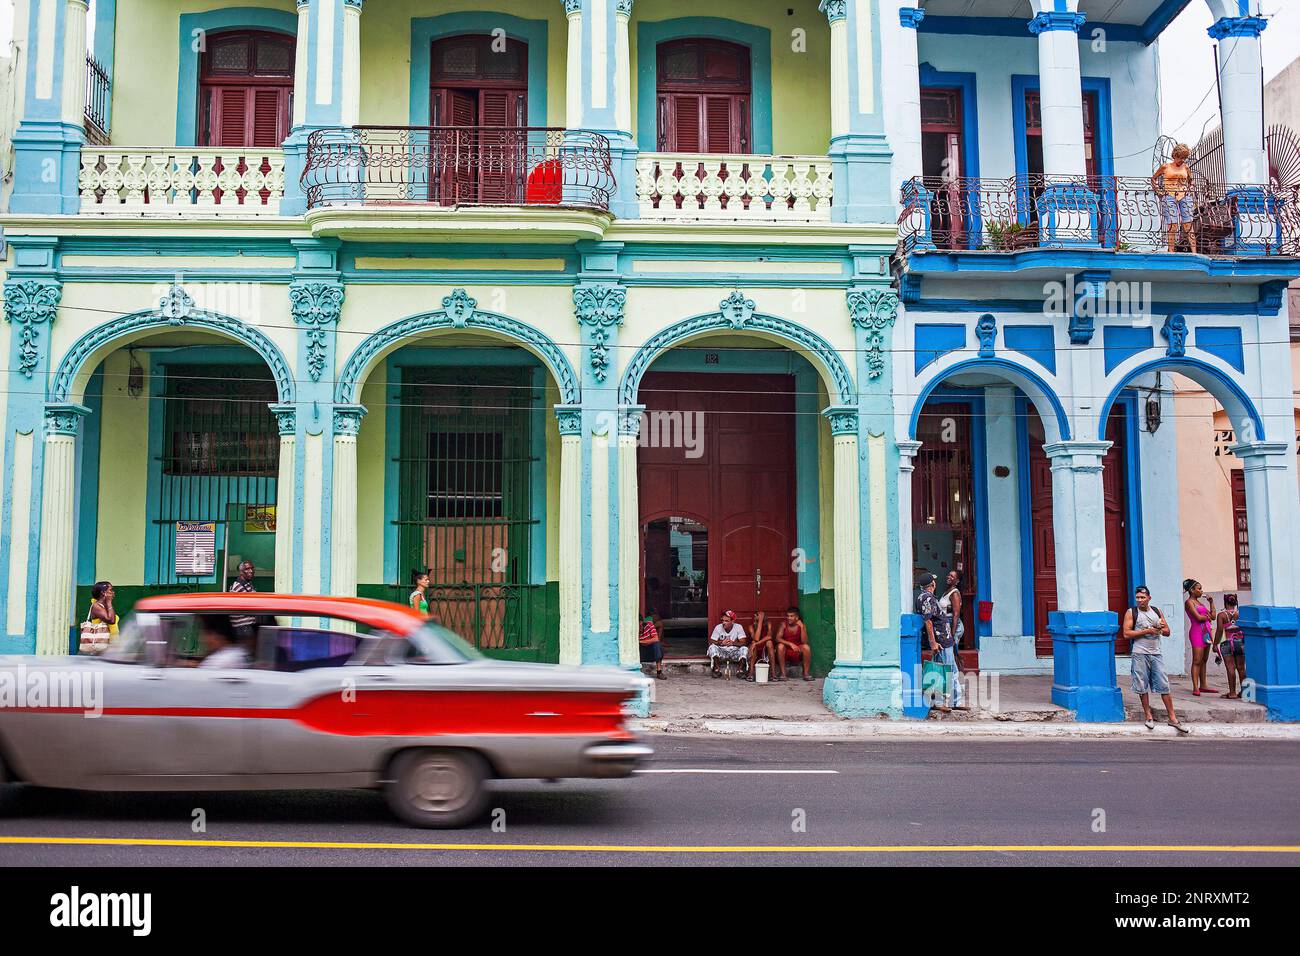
754 662 770 684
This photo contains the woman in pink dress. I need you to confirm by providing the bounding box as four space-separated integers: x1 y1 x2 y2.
1183 579 1218 696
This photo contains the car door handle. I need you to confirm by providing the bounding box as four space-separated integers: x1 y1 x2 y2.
218 675 248 684
368 673 395 682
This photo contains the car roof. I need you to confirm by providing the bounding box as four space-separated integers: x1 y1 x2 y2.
131 593 426 635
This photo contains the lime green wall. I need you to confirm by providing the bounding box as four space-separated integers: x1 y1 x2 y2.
110 0 297 146
630 0 832 155
94 352 149 586
360 0 569 128
356 371 387 585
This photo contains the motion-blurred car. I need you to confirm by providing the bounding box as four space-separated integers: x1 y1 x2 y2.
0 594 651 827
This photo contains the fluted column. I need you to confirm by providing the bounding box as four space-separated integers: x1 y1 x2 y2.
565 0 583 129
896 439 921 598
330 405 365 598
271 405 297 594
617 405 644 669
827 407 863 662
556 406 583 665
35 404 88 655
60 0 90 127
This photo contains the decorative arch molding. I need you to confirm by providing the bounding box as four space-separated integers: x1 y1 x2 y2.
49 294 296 405
617 303 856 408
908 356 1072 443
335 289 580 405
1096 355 1266 443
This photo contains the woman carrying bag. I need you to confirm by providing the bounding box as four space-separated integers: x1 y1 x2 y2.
79 581 118 655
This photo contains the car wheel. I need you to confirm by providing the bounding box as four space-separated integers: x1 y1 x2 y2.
385 749 490 829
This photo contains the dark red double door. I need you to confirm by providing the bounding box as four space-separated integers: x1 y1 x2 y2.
1029 407 1131 655
638 372 796 633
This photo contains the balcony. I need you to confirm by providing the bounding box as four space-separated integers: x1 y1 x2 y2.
78 148 286 216
301 126 614 211
635 153 833 222
898 175 1300 259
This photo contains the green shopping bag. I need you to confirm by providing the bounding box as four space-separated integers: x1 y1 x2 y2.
921 656 952 705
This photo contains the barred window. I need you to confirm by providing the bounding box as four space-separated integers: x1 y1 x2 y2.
162 365 278 477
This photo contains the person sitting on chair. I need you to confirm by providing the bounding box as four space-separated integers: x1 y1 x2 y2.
775 606 814 681
638 613 666 680
707 610 750 679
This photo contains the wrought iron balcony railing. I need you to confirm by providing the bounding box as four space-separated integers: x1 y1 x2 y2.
898 175 1300 259
302 126 614 211
84 53 110 144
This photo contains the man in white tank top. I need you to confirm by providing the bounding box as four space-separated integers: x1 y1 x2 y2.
1123 585 1189 734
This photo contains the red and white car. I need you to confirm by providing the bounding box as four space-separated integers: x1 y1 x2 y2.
0 594 651 827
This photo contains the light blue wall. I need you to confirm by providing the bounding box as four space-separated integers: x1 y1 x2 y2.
916 33 1159 179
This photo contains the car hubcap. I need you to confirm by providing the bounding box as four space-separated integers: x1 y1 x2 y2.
409 757 471 813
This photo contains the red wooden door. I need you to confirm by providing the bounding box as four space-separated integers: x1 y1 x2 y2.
638 372 795 636
1024 89 1100 178
656 38 751 153
1030 405 1130 655
920 87 966 249
198 31 294 147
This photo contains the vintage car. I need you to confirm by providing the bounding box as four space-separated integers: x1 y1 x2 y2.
0 594 652 827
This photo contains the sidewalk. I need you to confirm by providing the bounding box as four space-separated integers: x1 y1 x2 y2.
633 667 1295 738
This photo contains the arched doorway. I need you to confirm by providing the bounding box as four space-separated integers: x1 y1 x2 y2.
655 37 752 153
198 29 295 147
429 34 529 204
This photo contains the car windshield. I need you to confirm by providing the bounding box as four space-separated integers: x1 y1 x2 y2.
405 622 482 664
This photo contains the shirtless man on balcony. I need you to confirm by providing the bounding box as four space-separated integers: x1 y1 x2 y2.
1151 144 1197 254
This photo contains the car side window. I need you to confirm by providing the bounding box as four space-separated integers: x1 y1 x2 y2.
260 626 361 672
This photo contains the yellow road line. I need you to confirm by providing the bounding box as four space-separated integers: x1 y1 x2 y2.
1 836 1299 854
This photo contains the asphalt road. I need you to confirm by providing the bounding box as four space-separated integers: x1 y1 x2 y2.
1 736 1298 866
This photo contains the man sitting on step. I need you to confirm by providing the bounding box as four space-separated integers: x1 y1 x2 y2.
707 609 750 679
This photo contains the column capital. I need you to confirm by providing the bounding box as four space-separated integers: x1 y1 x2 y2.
618 405 645 437
1043 439 1111 469
44 403 90 437
564 0 582 15
818 0 847 25
269 403 297 436
823 405 859 436
899 7 925 29
1208 16 1267 40
343 0 364 9
555 405 583 435
1028 11 1086 35
1229 439 1291 462
614 0 634 16
896 439 922 470
333 403 367 436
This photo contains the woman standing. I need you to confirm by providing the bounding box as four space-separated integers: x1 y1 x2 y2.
1183 579 1218 696
409 569 430 617
89 581 119 634
1214 593 1247 699
938 570 964 650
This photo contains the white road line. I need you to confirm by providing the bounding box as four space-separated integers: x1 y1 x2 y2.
635 769 838 775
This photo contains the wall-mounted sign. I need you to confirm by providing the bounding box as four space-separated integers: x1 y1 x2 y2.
244 505 277 533
175 522 216 576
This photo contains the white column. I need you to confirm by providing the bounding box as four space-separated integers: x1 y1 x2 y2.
822 1 850 139
894 7 925 187
293 0 310 127
272 406 297 594
1232 441 1300 608
59 0 89 127
1044 440 1111 612
564 1 583 128
614 0 633 135
330 406 365 598
1209 9 1268 184
827 407 863 661
340 0 362 127
34 405 87 655
556 407 582 665
897 439 921 598
617 406 643 668
1029 1 1087 177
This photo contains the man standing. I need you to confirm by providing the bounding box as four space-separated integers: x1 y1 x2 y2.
916 572 961 711
1124 585 1190 734
229 560 258 641
707 609 750 678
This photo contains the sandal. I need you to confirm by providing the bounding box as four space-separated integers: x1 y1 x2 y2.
803 674 814 682
1170 721 1191 735
1144 718 1155 730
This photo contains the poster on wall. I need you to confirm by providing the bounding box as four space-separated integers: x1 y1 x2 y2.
244 505 277 533
175 521 217 576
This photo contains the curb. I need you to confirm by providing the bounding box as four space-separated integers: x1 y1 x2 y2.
631 718 1300 739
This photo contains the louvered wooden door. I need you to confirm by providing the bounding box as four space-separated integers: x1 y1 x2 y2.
656 38 751 153
198 31 294 147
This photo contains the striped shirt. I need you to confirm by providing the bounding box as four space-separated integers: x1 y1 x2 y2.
229 577 256 629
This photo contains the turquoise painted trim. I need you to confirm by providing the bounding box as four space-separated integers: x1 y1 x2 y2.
11 0 83 213
529 367 547 586
142 356 167 586
635 17 772 154
909 357 1072 443
1102 325 1154 375
176 8 298 147
1015 395 1034 636
382 358 401 586
410 13 548 129
93 0 118 132
21 0 69 121
1119 392 1146 595
1003 325 1056 374
75 368 104 586
1195 326 1245 373
914 323 966 375
1096 356 1265 442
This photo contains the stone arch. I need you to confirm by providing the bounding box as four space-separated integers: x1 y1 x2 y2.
1096 355 1267 443
617 306 856 408
335 290 580 406
49 298 296 405
908 356 1072 443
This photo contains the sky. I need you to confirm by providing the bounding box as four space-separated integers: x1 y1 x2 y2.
0 0 1297 154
